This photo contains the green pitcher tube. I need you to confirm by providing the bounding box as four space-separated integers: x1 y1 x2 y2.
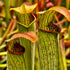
7 3 37 70
17 13 36 70
37 11 60 70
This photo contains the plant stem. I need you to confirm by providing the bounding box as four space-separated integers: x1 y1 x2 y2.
0 44 6 50
0 56 7 64
35 0 39 13
3 0 11 25
56 19 68 25
7 29 18 37
0 52 7 56
66 0 70 9
0 64 7 68
0 17 15 45
28 0 33 4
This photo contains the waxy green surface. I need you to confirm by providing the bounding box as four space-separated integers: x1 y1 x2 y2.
7 13 35 70
38 11 59 70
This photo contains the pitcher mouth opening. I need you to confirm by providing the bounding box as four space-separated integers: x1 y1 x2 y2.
37 22 60 33
16 13 36 28
6 42 25 54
